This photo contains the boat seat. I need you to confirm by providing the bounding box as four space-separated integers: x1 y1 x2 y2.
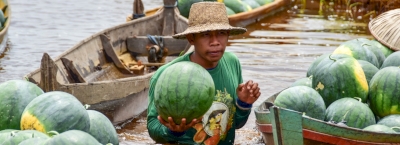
100 34 132 74
126 36 189 57
60 57 86 83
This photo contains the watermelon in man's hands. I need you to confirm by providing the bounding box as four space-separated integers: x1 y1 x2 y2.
154 61 215 124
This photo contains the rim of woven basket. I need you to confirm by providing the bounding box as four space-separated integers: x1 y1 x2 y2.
369 9 400 51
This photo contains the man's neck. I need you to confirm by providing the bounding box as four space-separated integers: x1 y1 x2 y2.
189 52 218 69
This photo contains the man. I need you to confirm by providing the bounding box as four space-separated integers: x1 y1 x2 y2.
147 2 261 145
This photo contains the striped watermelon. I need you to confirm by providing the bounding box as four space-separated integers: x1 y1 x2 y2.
363 124 396 133
377 114 400 130
325 98 375 129
312 54 368 106
43 130 101 145
0 80 44 130
368 67 400 118
380 51 400 69
333 39 380 68
274 86 326 120
306 53 330 77
154 61 215 124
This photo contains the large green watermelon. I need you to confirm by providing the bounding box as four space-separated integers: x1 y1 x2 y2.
363 124 396 133
224 0 252 13
306 53 330 77
255 0 274 5
357 60 379 84
20 91 90 135
154 61 215 124
242 0 261 9
274 86 326 120
290 76 312 88
43 130 101 145
355 39 386 67
18 138 49 145
1 130 49 145
377 114 400 130
333 39 380 68
177 0 203 18
0 80 44 130
312 54 369 106
380 51 400 69
325 98 376 129
371 40 393 58
369 67 400 118
86 110 119 145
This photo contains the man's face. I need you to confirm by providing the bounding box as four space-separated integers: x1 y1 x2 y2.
187 30 229 63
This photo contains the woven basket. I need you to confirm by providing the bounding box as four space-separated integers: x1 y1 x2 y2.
369 9 400 51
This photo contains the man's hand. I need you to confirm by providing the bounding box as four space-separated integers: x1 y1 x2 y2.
236 80 261 104
158 116 202 133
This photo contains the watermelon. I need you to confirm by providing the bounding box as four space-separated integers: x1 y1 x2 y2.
363 124 396 133
274 86 326 120
255 0 274 5
333 39 380 68
226 6 235 16
43 130 101 145
368 67 400 118
312 54 369 106
177 0 203 18
0 80 44 130
18 138 49 145
359 40 386 67
87 110 119 145
290 76 312 88
224 0 252 13
371 40 393 58
377 114 400 131
2 130 49 145
380 51 400 69
325 98 376 129
0 129 18 144
20 91 90 135
242 0 261 9
306 53 330 77
357 60 379 84
154 61 215 124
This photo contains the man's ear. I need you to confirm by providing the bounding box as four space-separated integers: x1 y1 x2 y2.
186 34 195 45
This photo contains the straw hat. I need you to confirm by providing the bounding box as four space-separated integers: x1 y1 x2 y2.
369 9 400 51
172 2 247 39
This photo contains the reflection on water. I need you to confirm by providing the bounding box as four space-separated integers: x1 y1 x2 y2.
0 0 375 144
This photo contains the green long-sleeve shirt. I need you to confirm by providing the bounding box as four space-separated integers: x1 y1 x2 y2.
147 51 251 145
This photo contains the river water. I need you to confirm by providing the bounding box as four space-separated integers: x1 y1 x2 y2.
0 0 374 144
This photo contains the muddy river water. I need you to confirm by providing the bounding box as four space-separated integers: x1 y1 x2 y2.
0 0 375 144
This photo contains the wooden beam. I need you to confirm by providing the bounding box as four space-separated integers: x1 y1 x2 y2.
126 36 188 56
61 58 86 83
39 53 59 92
100 34 132 74
162 0 176 35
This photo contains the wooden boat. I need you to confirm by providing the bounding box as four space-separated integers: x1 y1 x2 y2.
138 0 289 27
255 91 400 145
0 0 10 54
24 0 191 125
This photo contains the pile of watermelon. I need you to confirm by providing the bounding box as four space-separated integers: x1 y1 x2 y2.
177 0 274 18
275 38 400 133
0 80 119 144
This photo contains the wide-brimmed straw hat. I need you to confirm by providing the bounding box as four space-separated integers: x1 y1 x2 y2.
172 2 247 39
369 9 400 51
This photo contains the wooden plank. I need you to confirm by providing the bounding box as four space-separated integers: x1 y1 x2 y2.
61 58 86 83
162 0 176 35
271 106 304 145
39 53 59 92
100 34 132 74
126 36 188 56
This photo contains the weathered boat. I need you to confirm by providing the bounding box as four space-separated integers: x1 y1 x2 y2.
24 0 191 125
135 0 289 27
255 91 400 145
0 0 10 54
